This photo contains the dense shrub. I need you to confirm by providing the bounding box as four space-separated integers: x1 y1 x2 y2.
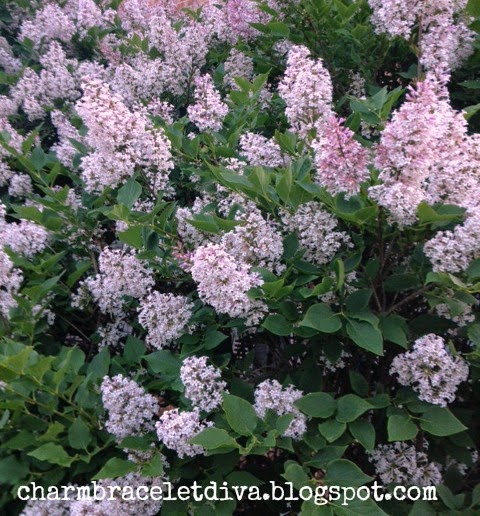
0 0 480 514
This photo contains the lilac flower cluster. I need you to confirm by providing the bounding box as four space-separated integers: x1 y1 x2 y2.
390 334 469 406
253 379 307 440
180 356 227 412
100 374 159 441
187 74 229 132
138 292 194 350
155 408 213 458
369 442 443 486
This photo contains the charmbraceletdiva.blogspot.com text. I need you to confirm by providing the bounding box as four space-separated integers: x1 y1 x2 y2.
17 480 438 507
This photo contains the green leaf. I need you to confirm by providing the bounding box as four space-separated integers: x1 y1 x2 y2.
387 414 418 441
349 371 369 397
301 303 342 333
346 319 383 355
282 462 309 489
379 315 408 348
118 226 143 248
324 459 373 487
262 314 293 336
189 427 238 451
28 443 73 467
68 418 91 450
0 456 29 484
294 392 336 418
319 419 346 443
467 0 480 18
93 457 138 479
223 394 257 435
420 407 467 436
204 330 228 350
336 395 372 423
117 178 142 208
349 419 375 451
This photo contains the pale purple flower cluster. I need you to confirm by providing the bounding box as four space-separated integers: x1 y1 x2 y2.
85 247 154 316
390 334 469 407
369 442 443 486
0 250 23 318
138 292 194 350
0 37 21 74
368 0 474 76
278 45 333 138
312 116 370 198
187 74 228 132
18 3 75 50
221 207 285 273
424 211 480 273
155 407 213 458
20 498 70 516
190 243 266 323
11 42 79 121
253 379 307 440
223 49 254 89
180 356 227 412
239 132 286 167
281 202 352 265
100 374 159 441
76 78 173 193
69 473 164 516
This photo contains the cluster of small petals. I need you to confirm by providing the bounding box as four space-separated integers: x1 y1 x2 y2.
278 45 333 138
435 301 475 327
368 0 474 76
390 334 469 406
50 110 85 168
0 220 49 257
69 473 164 516
369 442 443 486
76 78 173 193
424 211 480 273
155 408 212 458
0 37 21 74
20 497 70 516
187 75 228 132
312 116 370 198
0 250 23 318
180 356 227 412
176 195 220 248
100 374 159 441
18 3 75 50
138 292 194 350
85 247 154 316
223 49 254 89
221 207 285 273
190 243 264 320
97 318 133 350
239 132 286 167
253 379 307 439
281 202 352 265
11 42 79 121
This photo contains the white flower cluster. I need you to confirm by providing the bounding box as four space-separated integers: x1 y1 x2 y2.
20 497 70 516
281 202 352 265
155 408 212 458
0 249 23 318
369 442 443 486
0 204 49 257
221 206 285 273
76 78 173 193
100 374 159 441
424 210 480 273
223 49 254 89
11 42 79 121
180 356 227 412
187 74 228 132
239 132 285 167
69 473 164 516
138 292 194 350
253 379 307 440
278 45 333 138
390 334 469 407
190 243 266 324
85 247 154 316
